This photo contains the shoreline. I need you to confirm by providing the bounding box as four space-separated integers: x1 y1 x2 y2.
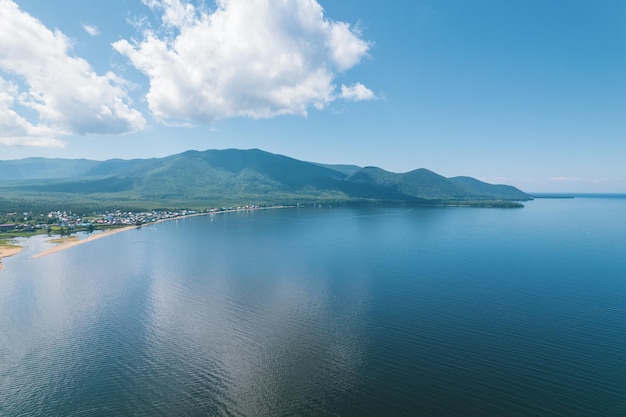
31 205 293 259
31 225 138 259
0 245 24 270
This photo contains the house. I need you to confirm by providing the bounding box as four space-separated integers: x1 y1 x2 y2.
0 224 17 232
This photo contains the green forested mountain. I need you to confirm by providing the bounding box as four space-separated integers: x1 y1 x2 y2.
0 157 100 179
448 176 530 200
0 149 530 211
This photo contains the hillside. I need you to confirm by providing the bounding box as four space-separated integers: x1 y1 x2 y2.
0 149 531 211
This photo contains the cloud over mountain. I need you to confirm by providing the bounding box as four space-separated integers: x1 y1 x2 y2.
114 0 375 124
0 0 145 147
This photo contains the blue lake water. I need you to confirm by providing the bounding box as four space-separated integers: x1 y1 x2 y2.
1 197 626 416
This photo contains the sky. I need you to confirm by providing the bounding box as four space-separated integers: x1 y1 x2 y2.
0 0 625 193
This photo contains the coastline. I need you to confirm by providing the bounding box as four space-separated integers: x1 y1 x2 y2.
30 205 293 259
0 245 23 270
32 225 138 259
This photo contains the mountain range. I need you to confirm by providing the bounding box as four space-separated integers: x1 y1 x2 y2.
0 148 530 210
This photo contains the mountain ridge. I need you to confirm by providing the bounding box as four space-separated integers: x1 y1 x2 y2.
0 148 531 210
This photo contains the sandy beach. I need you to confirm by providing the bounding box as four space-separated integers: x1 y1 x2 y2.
32 226 138 259
29 206 291 260
0 245 24 270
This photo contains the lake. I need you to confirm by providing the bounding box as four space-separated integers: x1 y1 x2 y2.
1 197 625 416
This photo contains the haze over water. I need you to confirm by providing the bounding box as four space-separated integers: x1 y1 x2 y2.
1 197 626 416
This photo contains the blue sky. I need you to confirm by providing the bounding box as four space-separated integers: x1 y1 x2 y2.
1 0 624 192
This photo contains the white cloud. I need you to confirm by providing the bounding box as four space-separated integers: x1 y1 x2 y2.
0 0 145 147
341 83 376 101
549 177 584 182
114 0 373 124
0 77 66 147
82 23 100 36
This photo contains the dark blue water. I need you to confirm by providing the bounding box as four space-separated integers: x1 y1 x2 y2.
1 197 625 416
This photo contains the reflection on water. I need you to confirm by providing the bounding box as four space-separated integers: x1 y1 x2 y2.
1 200 626 416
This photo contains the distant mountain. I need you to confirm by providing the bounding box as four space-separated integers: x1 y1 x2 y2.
0 157 100 180
448 176 529 201
0 149 531 210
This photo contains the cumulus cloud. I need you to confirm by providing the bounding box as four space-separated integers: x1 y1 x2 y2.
0 0 145 147
0 77 65 147
114 0 374 124
341 83 376 101
82 23 100 36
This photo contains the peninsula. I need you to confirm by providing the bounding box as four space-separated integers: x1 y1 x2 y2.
0 245 22 270
0 205 281 266
0 148 531 268
31 225 137 259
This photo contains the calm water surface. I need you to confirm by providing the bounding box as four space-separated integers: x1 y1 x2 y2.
1 197 625 416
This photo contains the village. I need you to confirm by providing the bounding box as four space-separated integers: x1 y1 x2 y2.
0 205 262 235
